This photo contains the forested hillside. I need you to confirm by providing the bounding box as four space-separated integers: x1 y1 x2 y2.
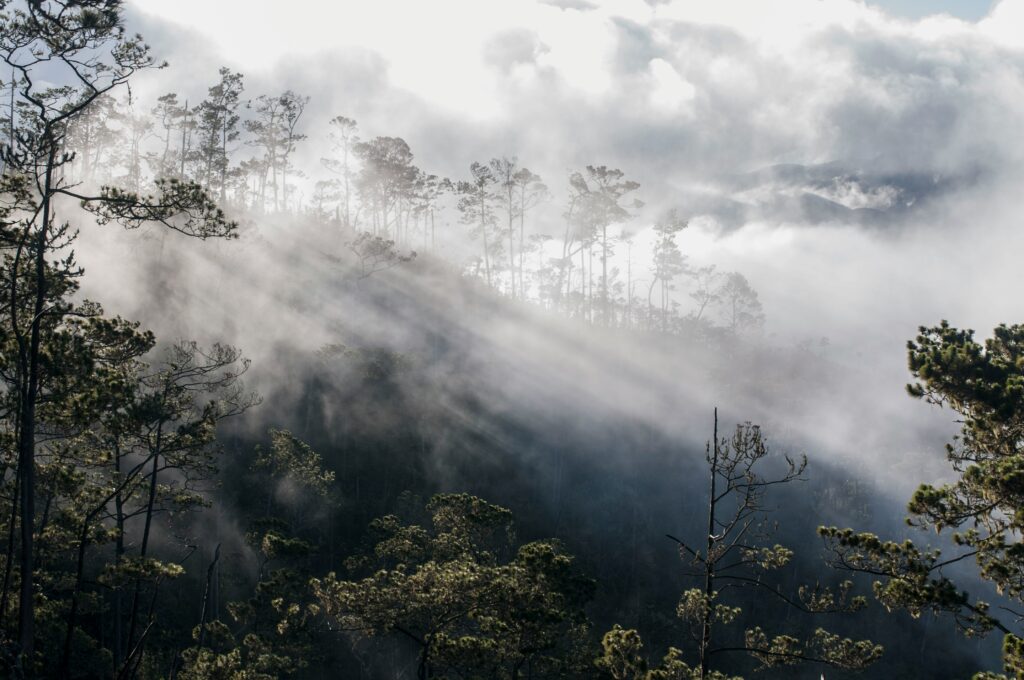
1 1 1023 678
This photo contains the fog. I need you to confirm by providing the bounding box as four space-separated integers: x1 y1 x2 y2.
32 0 1024 674
77 0 1023 492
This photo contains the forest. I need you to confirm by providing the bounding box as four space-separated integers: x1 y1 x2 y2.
1 0 1023 678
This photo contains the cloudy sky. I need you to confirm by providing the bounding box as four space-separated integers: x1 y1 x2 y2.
124 0 1024 199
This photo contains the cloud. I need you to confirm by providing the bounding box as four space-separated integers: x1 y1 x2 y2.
979 0 1024 47
647 57 696 114
483 28 549 74
539 0 598 11
123 0 1024 187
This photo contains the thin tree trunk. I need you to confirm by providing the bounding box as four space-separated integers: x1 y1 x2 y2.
343 146 351 229
480 195 492 288
507 185 516 299
417 637 431 680
113 444 126 669
196 544 222 649
17 141 57 664
219 121 228 204
126 438 160 653
178 101 188 180
0 463 19 621
626 241 632 329
648 277 659 331
518 188 527 301
601 225 608 325
5 67 14 175
60 491 113 679
700 408 719 678
60 529 91 677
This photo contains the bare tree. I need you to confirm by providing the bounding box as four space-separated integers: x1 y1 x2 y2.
668 410 879 677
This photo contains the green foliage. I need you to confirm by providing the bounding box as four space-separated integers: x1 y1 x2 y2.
182 432 338 680
253 429 335 499
312 493 595 679
178 622 296 680
821 321 1024 674
84 178 237 238
595 625 739 680
743 626 882 670
660 417 877 677
817 527 996 634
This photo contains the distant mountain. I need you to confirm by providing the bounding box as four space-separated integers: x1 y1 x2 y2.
680 160 982 230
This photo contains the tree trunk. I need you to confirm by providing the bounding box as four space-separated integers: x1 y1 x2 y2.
126 441 160 654
178 101 188 180
508 185 516 298
0 463 19 622
700 408 719 678
219 121 228 204
4 67 13 176
601 224 608 325
196 544 222 649
17 142 57 666
480 196 492 288
518 189 527 301
113 445 126 669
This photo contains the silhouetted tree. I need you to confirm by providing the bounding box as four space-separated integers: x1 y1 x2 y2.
716 273 764 335
195 67 244 203
323 115 360 229
649 209 688 332
458 162 502 288
354 136 419 240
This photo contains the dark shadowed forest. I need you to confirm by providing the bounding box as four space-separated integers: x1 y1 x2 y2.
1 1 1024 678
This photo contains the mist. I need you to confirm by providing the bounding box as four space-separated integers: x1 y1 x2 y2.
2 0 1022 677
97 0 1024 492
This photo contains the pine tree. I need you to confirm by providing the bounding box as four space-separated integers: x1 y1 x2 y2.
0 2 237 671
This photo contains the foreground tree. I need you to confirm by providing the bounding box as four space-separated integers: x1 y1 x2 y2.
595 625 739 680
675 413 879 676
0 1 237 671
606 411 881 679
178 431 333 680
312 493 595 679
821 321 1024 678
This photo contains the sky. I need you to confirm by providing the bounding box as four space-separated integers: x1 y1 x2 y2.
872 0 993 19
128 0 1019 119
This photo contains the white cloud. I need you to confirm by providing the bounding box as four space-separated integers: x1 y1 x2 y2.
648 57 696 114
979 0 1024 47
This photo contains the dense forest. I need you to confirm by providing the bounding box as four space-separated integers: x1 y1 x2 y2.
0 1 1022 678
